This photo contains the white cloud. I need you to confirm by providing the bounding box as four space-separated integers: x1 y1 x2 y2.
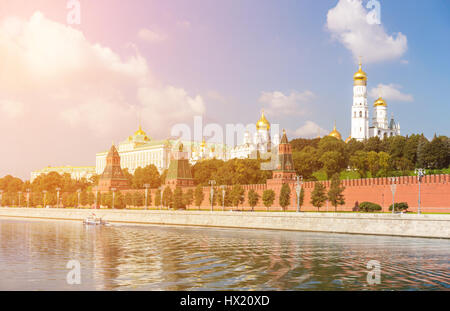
259 90 315 116
0 99 24 118
0 12 205 137
369 83 414 102
326 0 407 63
138 28 168 43
290 121 328 139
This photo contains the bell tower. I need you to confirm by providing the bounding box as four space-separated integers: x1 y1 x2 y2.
351 59 369 141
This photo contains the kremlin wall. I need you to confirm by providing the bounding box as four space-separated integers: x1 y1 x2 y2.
120 174 450 213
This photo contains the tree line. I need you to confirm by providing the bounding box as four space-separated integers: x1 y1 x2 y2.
291 134 449 181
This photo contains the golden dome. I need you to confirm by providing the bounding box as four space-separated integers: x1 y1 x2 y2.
345 136 352 143
328 121 342 140
201 138 206 148
133 125 150 141
134 125 146 136
256 109 270 130
374 97 387 107
353 60 367 82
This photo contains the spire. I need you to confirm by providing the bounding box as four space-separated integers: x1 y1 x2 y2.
280 129 289 144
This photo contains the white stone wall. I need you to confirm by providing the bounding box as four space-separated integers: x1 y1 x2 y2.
1 208 449 239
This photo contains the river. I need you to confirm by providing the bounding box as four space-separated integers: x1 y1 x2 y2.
0 218 448 290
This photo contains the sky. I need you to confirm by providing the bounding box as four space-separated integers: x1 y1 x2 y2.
0 0 449 179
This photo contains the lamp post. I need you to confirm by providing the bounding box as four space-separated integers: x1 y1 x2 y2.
390 177 397 214
111 188 116 209
415 169 425 215
209 180 216 212
26 189 30 208
43 190 47 208
296 175 303 213
94 187 98 209
55 188 61 209
159 186 163 210
144 184 150 210
221 185 226 212
77 189 81 209
18 191 22 207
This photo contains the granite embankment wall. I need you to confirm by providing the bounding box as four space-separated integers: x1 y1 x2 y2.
0 208 449 239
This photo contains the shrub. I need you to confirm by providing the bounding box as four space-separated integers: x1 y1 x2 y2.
389 202 409 212
359 201 382 212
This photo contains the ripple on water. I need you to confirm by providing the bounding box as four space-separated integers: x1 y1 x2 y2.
0 219 449 290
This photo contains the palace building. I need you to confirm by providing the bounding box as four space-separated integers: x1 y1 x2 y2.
95 110 281 176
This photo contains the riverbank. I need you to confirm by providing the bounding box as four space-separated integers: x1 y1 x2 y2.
0 207 449 239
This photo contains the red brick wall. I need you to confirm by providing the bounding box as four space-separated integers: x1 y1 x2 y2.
111 174 450 213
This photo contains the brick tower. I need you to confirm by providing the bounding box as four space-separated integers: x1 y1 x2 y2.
165 143 194 188
267 130 296 187
98 144 130 191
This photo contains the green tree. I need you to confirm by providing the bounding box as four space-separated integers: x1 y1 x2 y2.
279 183 291 211
133 191 145 207
298 187 305 210
367 151 380 177
350 150 368 178
173 187 186 210
101 192 113 208
162 187 173 209
292 147 321 179
311 182 327 212
230 184 245 209
247 189 259 211
319 151 342 179
154 189 162 207
194 184 204 210
262 189 275 211
132 164 161 189
328 174 345 212
113 191 126 209
125 192 133 207
183 189 194 208
378 152 391 177
80 190 89 206
87 192 95 206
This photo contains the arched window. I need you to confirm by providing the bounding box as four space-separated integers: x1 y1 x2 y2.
359 111 362 117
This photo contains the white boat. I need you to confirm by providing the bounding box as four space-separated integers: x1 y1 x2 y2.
83 214 109 226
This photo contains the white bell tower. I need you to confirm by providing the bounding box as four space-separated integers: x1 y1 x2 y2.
351 60 369 141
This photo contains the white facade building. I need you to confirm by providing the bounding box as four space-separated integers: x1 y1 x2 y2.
31 166 96 182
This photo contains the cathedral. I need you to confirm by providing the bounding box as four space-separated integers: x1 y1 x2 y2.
328 61 401 142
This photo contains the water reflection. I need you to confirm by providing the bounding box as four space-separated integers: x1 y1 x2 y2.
0 219 449 290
